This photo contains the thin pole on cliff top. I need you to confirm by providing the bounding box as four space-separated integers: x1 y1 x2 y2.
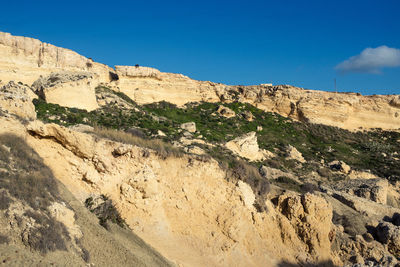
334 78 337 93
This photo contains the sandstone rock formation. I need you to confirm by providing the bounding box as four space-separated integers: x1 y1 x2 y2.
217 105 236 118
0 31 112 84
332 178 388 204
225 132 273 161
32 71 99 111
180 122 196 133
285 145 306 163
1 31 399 131
329 160 351 174
0 81 36 120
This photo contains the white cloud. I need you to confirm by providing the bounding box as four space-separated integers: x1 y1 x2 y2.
335 45 400 74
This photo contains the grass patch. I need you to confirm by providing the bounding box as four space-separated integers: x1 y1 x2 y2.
92 127 184 159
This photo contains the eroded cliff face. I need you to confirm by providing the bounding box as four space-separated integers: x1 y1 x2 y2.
1 30 399 130
0 31 112 85
0 115 337 267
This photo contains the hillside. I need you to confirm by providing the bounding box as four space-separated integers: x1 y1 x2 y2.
1 31 400 130
1 31 400 266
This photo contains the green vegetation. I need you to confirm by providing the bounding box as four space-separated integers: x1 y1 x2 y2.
33 85 400 186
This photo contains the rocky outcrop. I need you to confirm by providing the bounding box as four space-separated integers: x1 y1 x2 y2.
332 178 388 204
226 132 274 161
376 222 400 258
1 31 400 131
276 192 333 261
180 122 196 133
0 115 346 266
32 71 99 111
217 105 236 118
115 65 161 79
0 81 36 120
285 145 306 163
329 160 351 174
0 31 112 84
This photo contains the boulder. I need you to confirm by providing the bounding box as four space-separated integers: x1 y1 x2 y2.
180 122 196 133
285 145 305 163
217 105 236 118
32 71 99 111
241 110 253 121
376 222 400 257
332 178 388 204
329 160 351 174
225 132 269 161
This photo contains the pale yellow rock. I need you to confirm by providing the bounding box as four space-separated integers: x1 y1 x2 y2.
217 105 236 118
0 31 112 85
0 116 342 266
1 31 400 131
180 122 196 133
285 145 305 163
48 201 83 239
32 72 99 111
0 81 36 120
226 132 266 161
237 180 256 209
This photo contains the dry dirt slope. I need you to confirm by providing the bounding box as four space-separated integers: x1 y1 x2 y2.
0 131 174 267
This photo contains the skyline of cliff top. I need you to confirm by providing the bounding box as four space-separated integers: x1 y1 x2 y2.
1 0 399 95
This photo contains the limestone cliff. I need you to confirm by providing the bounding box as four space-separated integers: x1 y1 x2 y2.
0 30 399 130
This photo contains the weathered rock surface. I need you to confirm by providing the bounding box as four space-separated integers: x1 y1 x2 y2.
376 222 400 257
217 105 236 118
285 145 306 163
1 31 400 131
276 192 333 261
115 65 161 79
329 160 351 174
0 115 348 266
332 178 388 204
0 81 36 120
0 31 112 84
226 132 273 161
32 71 99 111
180 122 196 133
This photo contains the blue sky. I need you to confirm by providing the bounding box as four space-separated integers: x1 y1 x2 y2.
1 0 400 95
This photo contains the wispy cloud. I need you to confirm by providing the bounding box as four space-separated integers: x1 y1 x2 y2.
335 45 400 74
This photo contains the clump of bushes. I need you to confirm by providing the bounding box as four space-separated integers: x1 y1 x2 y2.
23 210 69 253
0 234 9 245
85 195 127 230
0 134 71 253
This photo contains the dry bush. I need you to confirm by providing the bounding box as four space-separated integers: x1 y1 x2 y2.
92 127 184 159
0 134 70 253
23 210 69 253
0 234 9 244
0 191 12 210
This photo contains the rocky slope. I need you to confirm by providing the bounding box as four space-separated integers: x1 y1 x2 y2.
1 75 400 266
1 31 400 266
1 31 399 130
